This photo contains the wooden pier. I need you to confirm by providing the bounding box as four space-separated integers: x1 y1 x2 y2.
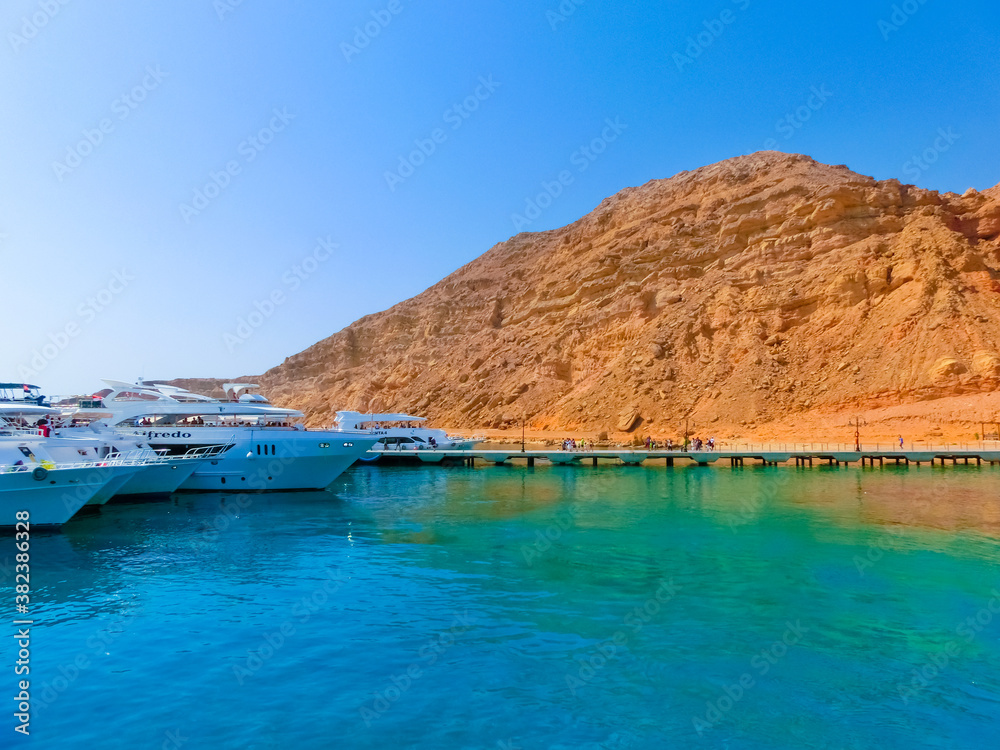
366 447 1000 468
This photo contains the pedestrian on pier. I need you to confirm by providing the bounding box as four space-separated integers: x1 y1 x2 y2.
898 435 904 450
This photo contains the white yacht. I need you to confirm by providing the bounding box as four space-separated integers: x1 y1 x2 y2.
332 411 481 462
72 380 378 491
0 428 150 526
0 397 217 501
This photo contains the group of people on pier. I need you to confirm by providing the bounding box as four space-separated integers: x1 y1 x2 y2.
643 436 716 451
556 436 720 451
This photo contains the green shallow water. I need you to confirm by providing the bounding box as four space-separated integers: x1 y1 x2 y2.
7 464 1000 748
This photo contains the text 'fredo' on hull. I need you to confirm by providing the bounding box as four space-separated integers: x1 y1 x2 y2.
74 380 378 491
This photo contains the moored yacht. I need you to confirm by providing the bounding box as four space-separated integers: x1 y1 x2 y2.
1 397 217 500
72 380 378 491
332 411 481 462
0 433 149 526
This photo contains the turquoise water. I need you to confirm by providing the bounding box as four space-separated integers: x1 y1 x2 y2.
6 464 1000 749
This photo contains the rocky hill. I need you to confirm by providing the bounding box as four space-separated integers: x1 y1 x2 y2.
205 152 1000 439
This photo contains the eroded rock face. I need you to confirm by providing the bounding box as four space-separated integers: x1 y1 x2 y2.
253 152 1000 432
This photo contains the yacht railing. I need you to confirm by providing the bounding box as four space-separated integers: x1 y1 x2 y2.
181 440 234 459
0 456 157 474
0 426 52 438
122 421 298 429
106 438 234 461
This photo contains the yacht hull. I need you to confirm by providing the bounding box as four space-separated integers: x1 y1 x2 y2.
0 466 117 526
115 459 202 497
85 465 146 505
119 428 377 492
179 451 366 491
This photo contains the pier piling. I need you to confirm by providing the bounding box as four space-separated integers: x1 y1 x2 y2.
392 447 1000 470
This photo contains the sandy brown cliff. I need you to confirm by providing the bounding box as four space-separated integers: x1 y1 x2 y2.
238 152 1000 439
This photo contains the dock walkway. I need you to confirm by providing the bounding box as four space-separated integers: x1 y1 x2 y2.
371 446 1000 468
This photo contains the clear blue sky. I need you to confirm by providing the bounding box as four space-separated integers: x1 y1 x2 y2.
2 0 998 394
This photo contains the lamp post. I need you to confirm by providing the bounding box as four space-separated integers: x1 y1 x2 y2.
848 415 867 452
521 412 526 453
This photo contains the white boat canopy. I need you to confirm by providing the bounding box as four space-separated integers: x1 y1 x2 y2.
77 380 305 424
334 411 427 429
0 403 59 418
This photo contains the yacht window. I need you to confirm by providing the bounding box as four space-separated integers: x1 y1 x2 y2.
412 437 426 443
256 445 261 455
271 445 276 455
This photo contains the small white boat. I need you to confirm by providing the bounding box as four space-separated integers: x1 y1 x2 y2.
332 411 481 462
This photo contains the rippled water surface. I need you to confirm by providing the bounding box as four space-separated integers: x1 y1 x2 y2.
7 464 1000 749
